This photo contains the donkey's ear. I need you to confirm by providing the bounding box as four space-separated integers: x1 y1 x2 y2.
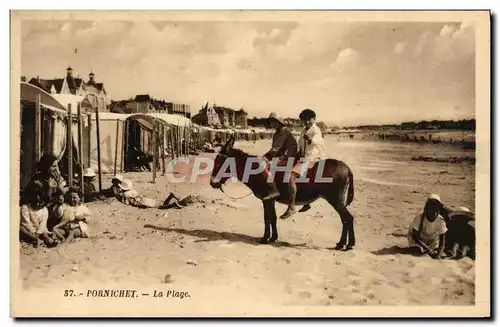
220 135 235 154
227 135 236 150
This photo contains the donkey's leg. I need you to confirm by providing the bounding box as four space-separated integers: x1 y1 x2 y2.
326 198 348 250
333 202 355 251
260 200 271 244
335 218 348 250
343 207 356 250
269 200 278 243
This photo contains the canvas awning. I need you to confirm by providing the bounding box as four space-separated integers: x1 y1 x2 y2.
21 82 67 113
90 112 191 128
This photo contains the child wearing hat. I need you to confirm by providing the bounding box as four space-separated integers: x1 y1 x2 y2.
407 194 448 259
82 168 100 202
445 206 475 259
115 179 159 209
116 179 186 210
100 174 124 199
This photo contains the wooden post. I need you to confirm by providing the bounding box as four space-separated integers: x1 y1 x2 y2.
95 105 103 192
120 120 125 173
124 120 129 172
77 103 84 202
177 126 181 157
67 104 73 188
152 120 157 183
114 118 120 176
87 114 92 167
35 94 42 162
161 125 166 176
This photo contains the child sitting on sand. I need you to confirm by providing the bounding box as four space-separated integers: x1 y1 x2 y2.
407 194 447 259
20 181 58 248
52 187 91 243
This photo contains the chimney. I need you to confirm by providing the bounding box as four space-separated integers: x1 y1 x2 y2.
88 70 95 84
21 76 26 82
36 76 40 81
66 66 73 76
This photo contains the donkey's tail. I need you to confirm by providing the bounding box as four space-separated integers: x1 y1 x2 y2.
346 168 354 206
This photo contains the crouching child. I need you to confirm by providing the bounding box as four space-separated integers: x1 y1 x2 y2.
407 194 448 259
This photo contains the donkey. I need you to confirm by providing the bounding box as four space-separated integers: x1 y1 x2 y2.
209 136 356 250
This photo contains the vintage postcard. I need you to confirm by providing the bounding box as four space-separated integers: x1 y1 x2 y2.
10 10 490 317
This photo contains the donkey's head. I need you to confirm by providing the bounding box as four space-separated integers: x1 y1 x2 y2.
210 135 236 189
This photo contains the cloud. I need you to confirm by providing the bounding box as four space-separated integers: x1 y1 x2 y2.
334 48 359 67
270 24 349 64
393 42 406 55
21 21 475 125
439 24 455 37
412 23 474 61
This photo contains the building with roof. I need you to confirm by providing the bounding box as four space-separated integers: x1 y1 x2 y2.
27 67 110 112
192 102 248 128
110 94 191 118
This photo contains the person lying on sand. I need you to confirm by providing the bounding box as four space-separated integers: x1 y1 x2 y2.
407 194 447 259
100 174 124 199
52 187 91 243
115 179 198 210
161 193 203 209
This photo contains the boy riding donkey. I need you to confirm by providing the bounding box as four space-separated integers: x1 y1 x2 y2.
263 109 326 220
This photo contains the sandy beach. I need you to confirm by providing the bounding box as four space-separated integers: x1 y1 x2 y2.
18 136 476 309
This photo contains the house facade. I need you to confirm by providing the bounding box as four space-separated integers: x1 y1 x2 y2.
192 103 248 128
109 95 191 117
28 67 110 112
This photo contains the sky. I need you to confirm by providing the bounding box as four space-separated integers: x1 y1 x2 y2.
21 20 475 126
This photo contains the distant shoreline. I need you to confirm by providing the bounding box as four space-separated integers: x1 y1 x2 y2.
323 129 476 150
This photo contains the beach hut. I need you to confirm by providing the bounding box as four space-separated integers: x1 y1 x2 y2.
86 112 195 176
20 82 87 191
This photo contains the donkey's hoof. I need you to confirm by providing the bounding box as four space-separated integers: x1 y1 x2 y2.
334 244 345 250
342 245 354 251
268 236 278 243
259 237 270 244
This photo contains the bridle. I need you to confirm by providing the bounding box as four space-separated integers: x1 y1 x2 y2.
212 153 253 200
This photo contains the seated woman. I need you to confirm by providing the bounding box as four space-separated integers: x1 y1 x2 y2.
23 154 68 210
52 187 91 243
407 194 448 259
20 181 58 248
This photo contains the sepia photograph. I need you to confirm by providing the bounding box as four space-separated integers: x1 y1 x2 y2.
10 10 490 317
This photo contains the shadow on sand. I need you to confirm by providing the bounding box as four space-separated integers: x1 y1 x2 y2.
143 224 322 250
389 232 408 238
371 246 423 257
